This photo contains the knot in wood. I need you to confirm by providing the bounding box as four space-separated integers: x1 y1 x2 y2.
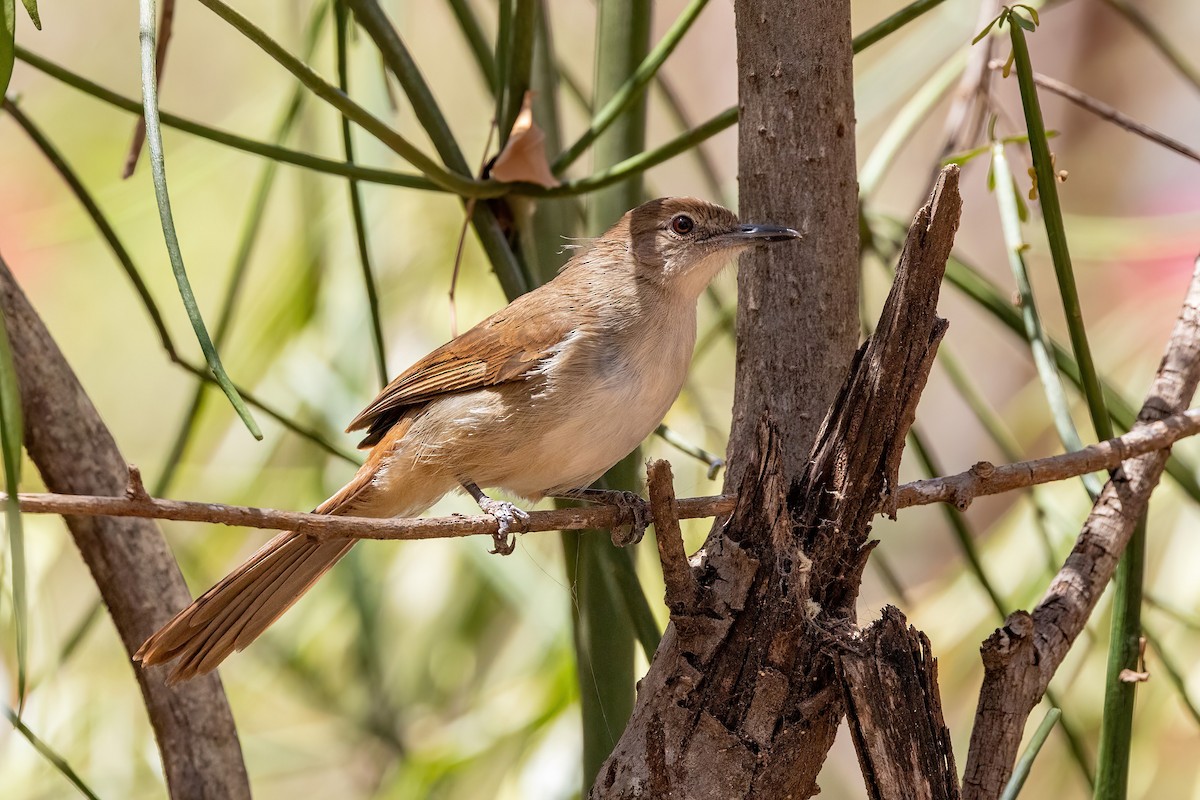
980 611 1034 667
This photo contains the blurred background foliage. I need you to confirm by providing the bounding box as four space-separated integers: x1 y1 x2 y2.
1 0 1199 797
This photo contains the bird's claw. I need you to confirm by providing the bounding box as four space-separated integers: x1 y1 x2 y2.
610 490 650 548
479 499 530 555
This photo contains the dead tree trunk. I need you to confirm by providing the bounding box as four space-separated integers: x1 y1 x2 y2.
592 168 962 798
0 256 251 800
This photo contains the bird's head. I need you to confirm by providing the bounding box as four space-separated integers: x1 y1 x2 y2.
611 197 801 299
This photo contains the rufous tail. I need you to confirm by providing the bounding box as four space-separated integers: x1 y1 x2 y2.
135 528 355 684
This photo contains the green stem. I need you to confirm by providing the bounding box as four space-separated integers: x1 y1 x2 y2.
552 0 708 174
346 0 530 297
447 0 498 92
544 106 737 197
852 0 951 53
139 0 261 439
156 1 330 496
4 707 101 800
194 0 499 197
0 298 26 712
497 0 536 147
990 140 1102 497
16 45 437 189
859 49 966 198
1001 707 1062 800
336 3 388 388
1009 20 1111 442
1095 515 1147 799
1010 19 1143 796
3 96 356 469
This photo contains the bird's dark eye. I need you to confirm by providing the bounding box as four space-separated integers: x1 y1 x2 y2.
669 214 695 236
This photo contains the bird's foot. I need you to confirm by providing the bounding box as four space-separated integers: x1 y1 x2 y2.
607 490 650 547
552 488 649 547
478 498 530 556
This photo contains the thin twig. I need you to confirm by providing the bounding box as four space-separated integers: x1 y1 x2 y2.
8 405 1200 542
991 62 1200 165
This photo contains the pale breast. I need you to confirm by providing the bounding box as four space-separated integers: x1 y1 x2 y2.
494 309 697 497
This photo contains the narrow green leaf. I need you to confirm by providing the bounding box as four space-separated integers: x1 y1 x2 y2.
1015 13 1036 32
1001 708 1062 800
1 0 14 98
0 302 27 712
137 0 261 439
196 0 498 198
156 0 333 495
497 0 535 148
5 706 102 800
346 0 531 296
334 2 388 389
14 46 437 191
447 0 498 92
972 14 1000 44
552 0 708 174
990 140 1102 497
854 0 951 52
860 49 967 198
18 0 34 28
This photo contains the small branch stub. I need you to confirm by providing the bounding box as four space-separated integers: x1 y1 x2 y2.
647 459 700 616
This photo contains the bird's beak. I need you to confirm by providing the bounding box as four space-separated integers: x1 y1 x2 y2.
736 223 802 242
712 223 802 246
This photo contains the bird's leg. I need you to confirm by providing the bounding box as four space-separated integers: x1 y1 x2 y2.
550 487 650 547
461 481 529 555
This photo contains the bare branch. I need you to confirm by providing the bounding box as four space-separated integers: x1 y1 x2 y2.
0 256 250 799
992 63 1200 166
962 255 1200 799
7 405 1200 543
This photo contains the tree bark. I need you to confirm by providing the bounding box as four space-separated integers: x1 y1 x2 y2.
839 606 960 800
0 256 251 800
960 255 1200 799
592 168 961 799
728 0 860 489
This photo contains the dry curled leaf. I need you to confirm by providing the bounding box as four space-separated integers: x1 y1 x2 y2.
490 91 560 188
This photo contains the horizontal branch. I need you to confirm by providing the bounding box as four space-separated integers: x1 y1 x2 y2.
894 407 1200 510
5 407 1200 541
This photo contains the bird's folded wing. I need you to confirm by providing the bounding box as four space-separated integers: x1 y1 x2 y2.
346 298 576 447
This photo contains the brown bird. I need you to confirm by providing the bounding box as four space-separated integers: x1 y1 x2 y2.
135 197 800 683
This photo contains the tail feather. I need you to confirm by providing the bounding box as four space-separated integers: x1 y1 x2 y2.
137 417 425 684
136 532 354 684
